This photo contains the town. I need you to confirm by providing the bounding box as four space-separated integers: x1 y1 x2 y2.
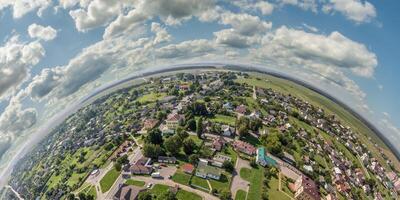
6 70 400 200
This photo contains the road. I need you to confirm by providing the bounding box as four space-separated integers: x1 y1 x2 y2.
253 86 257 100
5 185 24 200
231 157 250 199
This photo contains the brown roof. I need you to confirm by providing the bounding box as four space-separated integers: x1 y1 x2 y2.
299 176 321 200
235 105 247 114
182 163 195 173
130 164 152 174
167 113 184 122
233 140 256 155
143 119 158 130
114 185 144 200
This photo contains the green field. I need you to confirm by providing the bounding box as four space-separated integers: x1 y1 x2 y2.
191 176 210 191
240 167 264 200
236 74 400 171
79 184 97 199
176 189 202 200
210 114 236 126
235 189 247 200
267 177 290 200
172 171 191 186
125 179 145 187
137 92 167 103
100 168 120 192
208 173 231 191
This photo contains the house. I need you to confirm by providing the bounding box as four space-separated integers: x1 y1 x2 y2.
282 151 296 165
233 140 256 155
386 171 397 182
294 176 321 200
182 163 195 174
235 104 247 115
179 84 190 91
166 113 185 129
130 164 152 175
256 147 277 167
211 136 226 151
195 160 222 180
221 125 234 137
158 156 177 164
159 124 175 136
212 154 232 168
113 184 145 200
143 119 159 131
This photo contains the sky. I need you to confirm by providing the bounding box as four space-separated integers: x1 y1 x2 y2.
0 0 399 181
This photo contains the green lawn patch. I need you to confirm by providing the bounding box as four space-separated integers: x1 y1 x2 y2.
240 167 263 200
176 189 202 200
267 177 290 200
209 173 231 191
100 168 120 192
172 171 191 186
190 176 210 191
235 189 247 200
149 184 171 196
210 114 236 126
137 92 167 103
125 179 145 187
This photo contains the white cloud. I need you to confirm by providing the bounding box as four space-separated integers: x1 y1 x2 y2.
69 0 121 32
103 9 148 39
322 0 376 23
230 0 274 15
28 23 57 41
155 39 216 59
0 36 45 100
277 0 318 13
0 0 52 18
302 23 319 32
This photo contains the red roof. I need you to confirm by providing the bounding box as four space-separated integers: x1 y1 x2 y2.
167 113 184 121
182 163 195 174
235 105 247 114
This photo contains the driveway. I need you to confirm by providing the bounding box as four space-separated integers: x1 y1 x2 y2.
231 157 250 199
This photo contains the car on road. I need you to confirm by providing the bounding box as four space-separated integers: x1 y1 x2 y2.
147 183 153 189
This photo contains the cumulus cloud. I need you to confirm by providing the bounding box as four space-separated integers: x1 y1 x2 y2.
103 9 148 39
155 39 216 59
0 0 51 18
215 12 272 48
69 0 121 32
28 23 57 41
0 36 45 100
277 0 318 13
230 0 274 15
322 0 376 23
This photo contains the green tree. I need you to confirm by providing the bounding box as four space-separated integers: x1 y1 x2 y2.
265 133 282 155
189 154 199 164
183 138 197 155
219 189 232 200
138 191 153 200
164 135 182 156
176 127 189 139
222 160 234 173
186 119 197 131
196 117 203 138
114 162 122 171
142 143 163 158
157 190 177 200
147 129 163 145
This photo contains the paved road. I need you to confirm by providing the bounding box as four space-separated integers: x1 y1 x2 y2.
231 157 250 199
132 175 219 200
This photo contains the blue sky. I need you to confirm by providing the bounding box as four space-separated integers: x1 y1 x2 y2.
0 0 400 182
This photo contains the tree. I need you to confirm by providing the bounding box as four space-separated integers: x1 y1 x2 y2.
190 102 208 116
147 129 163 145
116 154 129 165
186 119 196 131
219 189 232 200
157 190 177 200
138 191 153 200
66 194 75 200
189 154 199 164
250 157 257 168
164 135 182 156
142 143 163 158
237 125 248 138
183 138 197 155
176 127 189 139
236 116 249 138
222 160 234 173
114 162 122 171
196 117 203 138
265 133 282 155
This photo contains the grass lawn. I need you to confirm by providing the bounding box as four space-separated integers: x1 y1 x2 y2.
190 176 210 191
125 179 145 187
241 134 261 147
210 114 236 126
209 173 231 191
240 167 264 200
100 168 120 192
149 184 170 196
222 145 238 164
79 184 97 199
267 177 290 200
172 171 191 186
176 189 202 200
235 189 247 200
137 92 167 103
188 135 204 147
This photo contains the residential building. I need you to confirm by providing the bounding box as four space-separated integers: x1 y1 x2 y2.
282 151 296 165
166 113 185 129
158 156 177 164
211 136 226 151
221 125 234 137
212 154 232 168
294 176 321 200
113 185 144 200
182 163 195 174
195 160 222 180
233 140 256 155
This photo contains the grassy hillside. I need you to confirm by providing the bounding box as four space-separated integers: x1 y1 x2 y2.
236 72 400 171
